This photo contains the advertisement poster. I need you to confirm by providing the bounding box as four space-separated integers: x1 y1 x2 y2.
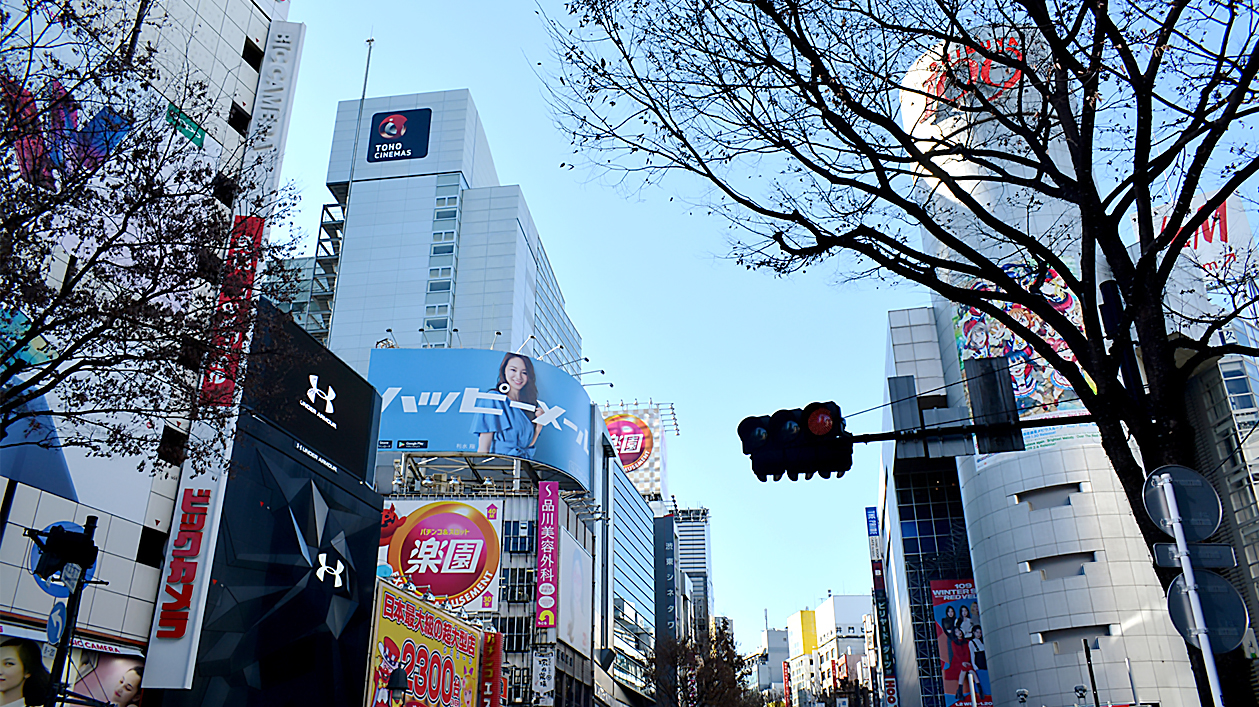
531 643 556 707
0 638 147 707
930 580 989 707
366 581 483 707
605 413 653 471
535 482 559 629
367 108 432 163
370 349 593 489
558 528 592 656
379 499 503 612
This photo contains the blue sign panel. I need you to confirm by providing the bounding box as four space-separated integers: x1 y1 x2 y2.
369 348 593 489
866 507 879 537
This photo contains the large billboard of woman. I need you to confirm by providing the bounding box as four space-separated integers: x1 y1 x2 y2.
369 348 594 489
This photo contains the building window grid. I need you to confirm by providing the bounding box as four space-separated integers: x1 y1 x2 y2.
895 469 972 707
504 521 536 554
496 615 534 654
500 567 536 603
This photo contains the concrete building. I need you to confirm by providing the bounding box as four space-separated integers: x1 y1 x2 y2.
752 628 789 696
285 89 581 376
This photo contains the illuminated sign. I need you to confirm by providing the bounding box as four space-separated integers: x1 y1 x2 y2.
380 500 502 611
367 582 482 707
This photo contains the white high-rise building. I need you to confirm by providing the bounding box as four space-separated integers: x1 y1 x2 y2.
283 89 581 376
675 506 714 630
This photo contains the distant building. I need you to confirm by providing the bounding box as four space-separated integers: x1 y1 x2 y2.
752 629 789 695
674 507 714 631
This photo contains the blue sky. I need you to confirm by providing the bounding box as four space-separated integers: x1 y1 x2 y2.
279 0 930 650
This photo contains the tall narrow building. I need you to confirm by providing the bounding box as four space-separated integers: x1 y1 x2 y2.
675 506 714 631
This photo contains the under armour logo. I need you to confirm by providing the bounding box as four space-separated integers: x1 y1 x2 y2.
316 552 345 588
307 375 336 414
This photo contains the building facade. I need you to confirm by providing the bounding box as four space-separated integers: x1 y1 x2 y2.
674 507 714 632
284 89 581 377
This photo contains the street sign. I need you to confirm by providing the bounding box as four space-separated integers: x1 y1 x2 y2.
46 602 66 644
1143 465 1222 541
1168 570 1249 653
1153 543 1237 569
61 562 83 593
42 642 57 660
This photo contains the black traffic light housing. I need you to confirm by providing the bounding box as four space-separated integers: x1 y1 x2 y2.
25 524 99 580
737 402 853 481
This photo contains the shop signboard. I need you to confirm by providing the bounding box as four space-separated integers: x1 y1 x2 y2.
535 482 560 628
366 581 483 707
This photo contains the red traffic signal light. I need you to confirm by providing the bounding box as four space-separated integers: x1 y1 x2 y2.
736 403 852 482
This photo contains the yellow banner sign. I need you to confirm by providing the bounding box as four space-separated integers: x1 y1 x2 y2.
367 581 483 707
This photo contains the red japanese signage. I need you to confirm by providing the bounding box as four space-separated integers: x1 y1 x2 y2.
782 661 791 707
605 414 653 471
201 215 264 406
479 630 504 707
156 488 211 638
535 482 559 628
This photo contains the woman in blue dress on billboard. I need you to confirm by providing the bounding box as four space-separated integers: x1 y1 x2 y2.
472 353 542 458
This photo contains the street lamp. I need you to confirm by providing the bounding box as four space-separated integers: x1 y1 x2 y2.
387 667 408 703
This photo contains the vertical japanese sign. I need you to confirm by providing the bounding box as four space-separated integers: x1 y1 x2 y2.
366 581 482 707
535 482 559 628
783 662 792 707
531 643 556 706
930 580 989 707
867 507 899 707
479 631 504 707
379 500 502 611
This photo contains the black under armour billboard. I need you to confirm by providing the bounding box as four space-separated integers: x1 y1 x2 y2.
149 413 382 707
241 299 381 479
366 108 432 162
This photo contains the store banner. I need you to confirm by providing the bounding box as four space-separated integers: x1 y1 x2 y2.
478 631 504 707
930 580 990 707
535 482 559 628
782 662 791 707
531 644 556 707
366 581 482 707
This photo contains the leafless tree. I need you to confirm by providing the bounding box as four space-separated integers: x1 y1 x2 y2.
549 0 1259 703
1 0 298 478
650 624 760 707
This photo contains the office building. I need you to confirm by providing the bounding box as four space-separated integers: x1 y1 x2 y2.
1 0 305 704
674 506 714 632
284 89 581 376
752 628 789 696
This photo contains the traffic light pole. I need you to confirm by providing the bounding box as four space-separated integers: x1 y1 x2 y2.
42 516 97 707
845 413 1095 446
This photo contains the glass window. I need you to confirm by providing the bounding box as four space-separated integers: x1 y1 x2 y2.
427 280 451 292
1225 377 1251 395
435 209 458 219
431 244 455 255
1231 394 1256 410
425 318 448 330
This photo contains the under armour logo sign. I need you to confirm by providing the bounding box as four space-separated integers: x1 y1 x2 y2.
316 553 345 588
307 375 336 414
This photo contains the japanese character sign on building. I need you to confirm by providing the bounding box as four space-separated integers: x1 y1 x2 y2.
605 414 654 471
535 482 560 628
380 500 502 611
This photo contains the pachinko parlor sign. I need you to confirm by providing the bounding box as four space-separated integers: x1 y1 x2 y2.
368 581 483 707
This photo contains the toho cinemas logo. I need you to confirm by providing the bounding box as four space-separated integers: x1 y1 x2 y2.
367 108 432 163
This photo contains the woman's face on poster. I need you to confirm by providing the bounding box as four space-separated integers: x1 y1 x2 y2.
504 357 529 396
0 646 29 696
112 669 141 705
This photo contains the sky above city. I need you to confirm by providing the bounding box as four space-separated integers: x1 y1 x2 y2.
280 0 930 650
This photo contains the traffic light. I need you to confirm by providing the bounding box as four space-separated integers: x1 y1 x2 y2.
737 402 853 481
26 524 99 580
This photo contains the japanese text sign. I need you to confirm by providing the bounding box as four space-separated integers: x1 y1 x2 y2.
535 482 559 628
367 581 482 707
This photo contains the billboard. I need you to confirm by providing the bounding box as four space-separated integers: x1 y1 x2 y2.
559 528 592 656
535 482 560 628
367 581 483 707
0 638 146 707
370 348 593 488
242 299 382 477
367 108 433 163
606 413 653 471
379 499 503 612
930 580 990 707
